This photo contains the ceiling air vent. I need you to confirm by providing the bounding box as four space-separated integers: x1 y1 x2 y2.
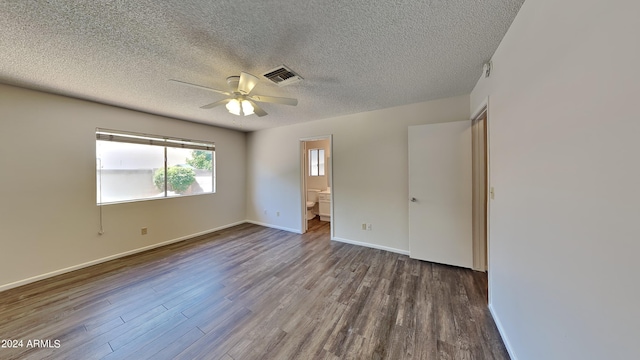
262 65 303 87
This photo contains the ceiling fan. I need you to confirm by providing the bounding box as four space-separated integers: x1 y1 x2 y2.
169 72 298 117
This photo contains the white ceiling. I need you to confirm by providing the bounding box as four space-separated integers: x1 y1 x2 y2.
0 0 524 132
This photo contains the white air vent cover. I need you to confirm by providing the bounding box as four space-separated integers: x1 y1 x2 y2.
262 65 303 86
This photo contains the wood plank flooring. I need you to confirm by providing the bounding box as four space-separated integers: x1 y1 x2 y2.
0 218 509 359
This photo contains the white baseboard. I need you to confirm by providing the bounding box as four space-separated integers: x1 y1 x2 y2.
245 220 302 234
489 303 518 360
331 236 410 256
0 220 246 293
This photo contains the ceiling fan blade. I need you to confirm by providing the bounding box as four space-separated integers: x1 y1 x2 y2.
238 72 259 95
249 94 298 106
200 98 231 109
247 100 268 117
168 79 230 96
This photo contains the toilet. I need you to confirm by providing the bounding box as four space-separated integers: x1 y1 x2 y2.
306 189 320 220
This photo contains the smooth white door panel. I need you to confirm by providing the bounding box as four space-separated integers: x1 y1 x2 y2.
408 121 473 268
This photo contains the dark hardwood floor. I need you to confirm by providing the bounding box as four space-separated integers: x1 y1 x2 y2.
0 218 509 359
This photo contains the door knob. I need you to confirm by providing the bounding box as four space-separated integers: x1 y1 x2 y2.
410 197 417 202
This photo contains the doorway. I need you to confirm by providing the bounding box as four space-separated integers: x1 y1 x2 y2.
300 135 333 234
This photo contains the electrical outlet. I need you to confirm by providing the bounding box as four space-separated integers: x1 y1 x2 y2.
367 224 372 231
362 223 367 230
141 227 148 235
264 209 268 215
276 211 280 217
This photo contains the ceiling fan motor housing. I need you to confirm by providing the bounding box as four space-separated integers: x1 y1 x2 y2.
226 76 240 92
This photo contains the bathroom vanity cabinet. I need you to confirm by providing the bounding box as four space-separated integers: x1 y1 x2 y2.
318 191 331 221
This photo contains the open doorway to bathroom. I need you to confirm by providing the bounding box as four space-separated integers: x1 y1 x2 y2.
300 135 333 235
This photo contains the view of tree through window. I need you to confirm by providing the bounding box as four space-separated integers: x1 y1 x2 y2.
186 150 213 170
96 129 215 204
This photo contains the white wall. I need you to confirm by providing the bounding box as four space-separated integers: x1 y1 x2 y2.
246 95 469 250
0 84 246 290
471 0 640 359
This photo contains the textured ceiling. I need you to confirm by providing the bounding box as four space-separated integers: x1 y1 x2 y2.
0 0 524 132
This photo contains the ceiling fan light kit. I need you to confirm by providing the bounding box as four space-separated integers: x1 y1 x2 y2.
169 71 299 118
225 98 255 116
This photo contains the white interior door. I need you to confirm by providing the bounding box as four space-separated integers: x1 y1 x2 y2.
408 121 472 268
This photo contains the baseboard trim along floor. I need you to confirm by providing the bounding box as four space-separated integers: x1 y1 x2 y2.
331 236 410 256
0 220 247 293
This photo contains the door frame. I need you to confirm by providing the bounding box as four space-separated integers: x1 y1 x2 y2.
299 135 334 236
471 99 490 272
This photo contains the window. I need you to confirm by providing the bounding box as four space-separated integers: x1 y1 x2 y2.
96 128 215 204
309 148 325 176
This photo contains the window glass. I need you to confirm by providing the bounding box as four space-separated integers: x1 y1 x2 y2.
96 129 215 205
164 148 215 197
318 149 325 176
310 149 319 176
96 141 164 203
